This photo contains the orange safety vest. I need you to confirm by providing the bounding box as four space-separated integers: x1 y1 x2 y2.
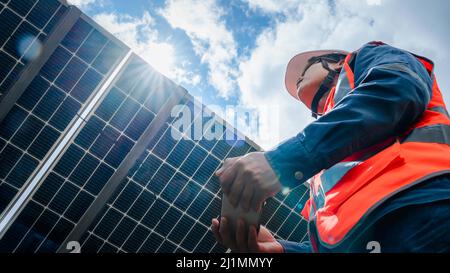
300 43 450 252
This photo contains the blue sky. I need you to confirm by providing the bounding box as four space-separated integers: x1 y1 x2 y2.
72 0 273 105
70 0 450 149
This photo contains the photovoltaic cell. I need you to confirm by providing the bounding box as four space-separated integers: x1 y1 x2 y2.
95 87 125 122
77 29 108 64
48 181 79 214
6 154 38 188
55 56 88 93
71 68 102 103
40 46 72 82
110 97 140 131
125 108 155 141
61 17 91 53
0 105 28 139
10 115 44 149
50 97 82 131
8 0 38 17
90 125 120 159
68 152 100 187
33 86 65 121
84 164 114 195
33 172 64 206
27 0 60 30
18 76 50 110
73 115 105 150
122 224 148 252
65 190 94 222
92 41 125 75
0 178 17 213
28 125 60 159
0 9 22 47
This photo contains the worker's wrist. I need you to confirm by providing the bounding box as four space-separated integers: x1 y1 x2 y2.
264 136 319 188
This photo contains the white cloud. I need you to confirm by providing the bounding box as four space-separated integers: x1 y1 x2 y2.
366 0 382 5
67 0 97 8
238 0 450 149
244 0 299 13
92 11 198 86
160 0 238 98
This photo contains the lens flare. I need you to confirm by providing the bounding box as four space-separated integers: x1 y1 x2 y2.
17 34 42 61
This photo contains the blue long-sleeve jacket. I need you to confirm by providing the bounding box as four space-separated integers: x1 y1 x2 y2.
265 42 433 189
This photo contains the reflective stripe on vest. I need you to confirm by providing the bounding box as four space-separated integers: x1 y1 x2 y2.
402 123 450 145
429 106 450 118
320 161 360 193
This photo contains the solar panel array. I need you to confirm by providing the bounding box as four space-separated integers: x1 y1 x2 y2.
0 0 310 253
78 96 310 253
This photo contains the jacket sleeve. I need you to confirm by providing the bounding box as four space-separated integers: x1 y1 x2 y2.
278 240 312 253
265 43 433 188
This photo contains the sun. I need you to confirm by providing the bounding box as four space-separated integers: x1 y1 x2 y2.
136 42 176 79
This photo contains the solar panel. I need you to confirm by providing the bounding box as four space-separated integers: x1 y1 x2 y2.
0 1 310 253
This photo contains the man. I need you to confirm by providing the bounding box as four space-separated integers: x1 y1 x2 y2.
211 41 450 253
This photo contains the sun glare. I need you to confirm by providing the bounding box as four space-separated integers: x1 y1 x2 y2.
136 42 176 80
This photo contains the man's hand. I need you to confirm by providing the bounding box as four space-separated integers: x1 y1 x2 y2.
215 152 281 212
211 217 283 253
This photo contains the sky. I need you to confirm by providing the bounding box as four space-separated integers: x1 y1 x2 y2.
68 0 450 150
